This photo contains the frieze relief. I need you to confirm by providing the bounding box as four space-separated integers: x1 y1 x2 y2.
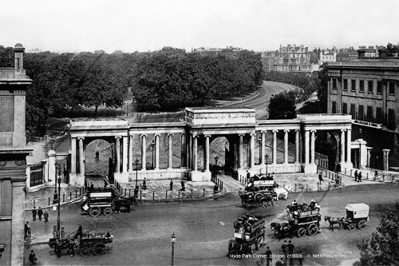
193 112 255 120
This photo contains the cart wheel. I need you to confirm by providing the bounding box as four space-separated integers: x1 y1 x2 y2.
89 207 101 217
255 194 263 202
92 243 106 255
103 207 113 217
357 220 367 230
348 223 355 231
55 247 61 257
307 224 318 236
80 247 91 256
297 228 306 238
257 237 264 249
250 243 256 254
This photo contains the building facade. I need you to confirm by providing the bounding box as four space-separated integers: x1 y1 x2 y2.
0 44 32 265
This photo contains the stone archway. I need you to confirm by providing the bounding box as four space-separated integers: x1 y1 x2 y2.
85 139 113 177
209 136 230 171
315 131 339 171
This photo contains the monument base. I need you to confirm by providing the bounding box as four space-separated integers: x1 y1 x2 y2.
69 173 85 186
189 171 211 182
303 163 318 174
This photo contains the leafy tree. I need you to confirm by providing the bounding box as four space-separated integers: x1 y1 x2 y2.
268 91 296 119
0 45 14 67
354 204 399 266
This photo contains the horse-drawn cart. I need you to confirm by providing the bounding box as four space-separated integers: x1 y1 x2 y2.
324 203 369 231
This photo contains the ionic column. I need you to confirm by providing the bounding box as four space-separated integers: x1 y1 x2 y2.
310 130 316 165
366 148 372 167
180 133 186 168
284 129 289 164
340 130 345 164
205 134 211 172
250 133 255 169
239 134 244 169
168 134 173 170
71 137 76 174
122 136 128 173
128 135 133 172
295 130 300 163
260 131 266 165
272 130 278 164
346 129 351 164
188 134 193 169
141 134 147 171
304 130 310 165
115 136 121 173
155 134 160 170
193 136 198 171
78 137 85 175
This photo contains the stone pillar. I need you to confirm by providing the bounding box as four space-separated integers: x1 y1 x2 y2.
367 147 372 168
141 134 147 171
180 133 185 168
250 133 255 169
48 150 56 185
205 135 210 172
383 149 390 171
128 135 133 172
188 134 193 169
168 133 173 170
71 137 76 174
260 131 266 165
115 136 121 173
284 129 289 164
272 130 277 164
239 134 244 169
11 180 26 266
122 136 128 173
310 130 316 165
78 137 85 176
295 130 300 163
304 130 309 165
193 136 198 171
155 134 160 170
346 129 352 164
340 130 345 164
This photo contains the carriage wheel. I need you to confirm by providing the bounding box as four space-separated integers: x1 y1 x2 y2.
297 228 306 238
55 247 61 257
92 243 106 255
103 207 113 217
348 223 355 231
307 224 318 236
255 194 263 202
250 243 256 254
80 247 91 256
89 207 101 217
256 236 264 250
357 220 367 230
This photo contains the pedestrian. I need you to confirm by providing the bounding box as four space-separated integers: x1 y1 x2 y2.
28 250 37 265
318 172 324 183
95 149 100 160
32 207 37 221
335 175 340 187
90 182 94 191
142 178 147 190
265 246 273 266
288 240 295 266
75 224 83 239
24 221 30 240
170 179 173 191
68 239 75 257
43 211 49 223
281 240 289 266
298 250 304 266
181 180 185 191
134 185 139 198
37 207 43 221
358 171 362 182
354 170 358 182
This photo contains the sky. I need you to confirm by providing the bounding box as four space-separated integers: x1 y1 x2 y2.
1 0 399 53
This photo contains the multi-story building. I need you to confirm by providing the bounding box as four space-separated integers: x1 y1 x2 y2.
327 48 399 169
336 47 358 62
319 50 337 64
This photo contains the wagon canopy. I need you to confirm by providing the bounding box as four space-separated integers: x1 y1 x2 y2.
345 203 369 218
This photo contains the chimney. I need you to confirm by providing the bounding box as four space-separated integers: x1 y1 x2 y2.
357 49 366 59
14 43 25 70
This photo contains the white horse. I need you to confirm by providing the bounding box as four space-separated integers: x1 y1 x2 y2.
274 186 290 200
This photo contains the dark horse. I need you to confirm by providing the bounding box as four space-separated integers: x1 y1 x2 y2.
271 222 293 239
324 216 344 231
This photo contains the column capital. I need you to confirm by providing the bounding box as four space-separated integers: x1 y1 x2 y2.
238 133 245 137
77 137 85 140
192 135 199 139
204 134 211 138
272 129 278 133
310 129 317 133
295 129 300 133
167 133 173 137
115 136 122 139
250 133 256 137
180 133 186 137
154 133 161 137
284 129 290 133
340 129 347 133
140 134 147 138
260 130 267 133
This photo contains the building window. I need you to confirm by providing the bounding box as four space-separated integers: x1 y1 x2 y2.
367 106 373 122
359 80 364 93
376 107 383 123
388 108 396 129
342 103 347 114
377 81 382 95
332 79 337 90
368 80 373 94
358 105 364 120
351 80 356 92
343 79 348 91
389 81 395 95
350 104 356 118
332 101 337 113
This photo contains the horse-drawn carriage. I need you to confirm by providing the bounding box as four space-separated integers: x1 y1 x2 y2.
49 230 114 257
238 175 277 208
324 203 369 231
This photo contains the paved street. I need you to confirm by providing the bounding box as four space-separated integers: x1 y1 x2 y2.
26 182 399 266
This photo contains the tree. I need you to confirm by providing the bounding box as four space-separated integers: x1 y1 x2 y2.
268 91 296 119
354 203 399 266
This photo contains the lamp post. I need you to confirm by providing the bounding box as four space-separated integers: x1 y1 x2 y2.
214 156 219 178
56 164 62 240
265 154 269 176
171 232 176 266
150 140 155 169
134 159 139 186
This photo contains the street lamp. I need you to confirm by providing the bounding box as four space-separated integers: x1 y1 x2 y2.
214 156 219 178
171 232 176 266
134 159 140 186
265 154 269 176
55 164 62 240
150 140 155 169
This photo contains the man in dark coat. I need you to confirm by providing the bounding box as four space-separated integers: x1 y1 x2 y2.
288 240 295 266
281 240 289 266
32 207 37 221
265 246 273 266
181 180 185 191
75 224 83 239
142 178 147 190
24 221 30 240
37 207 43 221
318 172 324 183
68 239 75 257
170 179 173 191
28 250 37 265
134 185 139 198
354 170 358 182
43 211 49 223
358 171 362 182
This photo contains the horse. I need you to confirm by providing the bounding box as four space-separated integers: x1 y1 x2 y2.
274 187 288 200
270 222 293 239
324 216 343 231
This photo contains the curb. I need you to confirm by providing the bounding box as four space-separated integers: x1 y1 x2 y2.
25 197 83 211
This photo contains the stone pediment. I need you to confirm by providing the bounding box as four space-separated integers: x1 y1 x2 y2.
185 107 256 126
